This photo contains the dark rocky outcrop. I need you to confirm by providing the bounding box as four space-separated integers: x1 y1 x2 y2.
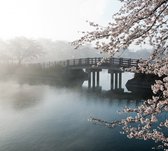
126 73 164 94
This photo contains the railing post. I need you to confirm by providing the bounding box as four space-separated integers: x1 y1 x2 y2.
79 59 81 65
87 58 89 65
109 58 112 66
128 59 131 67
113 58 115 65
95 58 96 65
119 58 123 66
73 59 75 66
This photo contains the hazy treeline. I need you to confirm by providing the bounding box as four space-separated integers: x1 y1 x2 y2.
0 37 102 64
0 37 43 64
119 49 152 59
0 37 151 64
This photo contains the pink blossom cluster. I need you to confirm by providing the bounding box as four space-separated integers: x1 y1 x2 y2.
73 0 168 150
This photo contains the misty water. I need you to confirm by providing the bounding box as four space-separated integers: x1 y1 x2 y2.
0 71 154 151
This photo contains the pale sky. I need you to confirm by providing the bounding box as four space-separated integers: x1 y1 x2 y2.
0 0 121 41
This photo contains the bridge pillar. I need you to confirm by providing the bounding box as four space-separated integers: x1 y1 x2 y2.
86 68 102 89
88 71 91 88
119 72 122 89
92 71 95 88
115 72 118 89
108 69 123 92
97 71 100 87
110 72 114 90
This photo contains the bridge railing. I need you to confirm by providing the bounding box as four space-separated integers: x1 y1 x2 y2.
58 57 139 68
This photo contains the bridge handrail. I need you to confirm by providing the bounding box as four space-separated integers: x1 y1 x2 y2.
58 57 139 68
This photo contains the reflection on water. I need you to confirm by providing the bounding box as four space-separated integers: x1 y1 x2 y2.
0 74 155 151
0 81 44 110
12 85 44 110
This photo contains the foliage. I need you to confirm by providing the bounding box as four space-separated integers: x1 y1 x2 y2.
73 0 168 150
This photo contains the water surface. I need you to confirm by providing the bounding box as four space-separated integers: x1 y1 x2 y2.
0 72 154 151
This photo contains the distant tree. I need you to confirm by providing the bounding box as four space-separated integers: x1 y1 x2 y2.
73 0 168 150
9 37 44 64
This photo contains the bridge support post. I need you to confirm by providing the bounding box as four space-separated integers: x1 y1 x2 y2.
115 72 118 90
97 71 100 87
110 72 114 90
86 68 102 89
119 72 122 89
88 71 91 88
108 69 123 92
92 71 95 88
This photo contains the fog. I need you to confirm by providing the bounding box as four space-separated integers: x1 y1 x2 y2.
119 49 152 59
37 39 102 62
0 37 102 64
0 37 151 64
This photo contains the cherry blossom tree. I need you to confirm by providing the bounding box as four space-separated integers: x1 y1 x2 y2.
73 0 168 150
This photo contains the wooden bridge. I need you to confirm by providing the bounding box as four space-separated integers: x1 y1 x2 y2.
19 57 139 91
58 57 139 91
7 57 139 92
2 57 141 92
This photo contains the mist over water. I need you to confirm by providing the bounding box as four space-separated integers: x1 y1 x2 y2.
0 72 155 151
